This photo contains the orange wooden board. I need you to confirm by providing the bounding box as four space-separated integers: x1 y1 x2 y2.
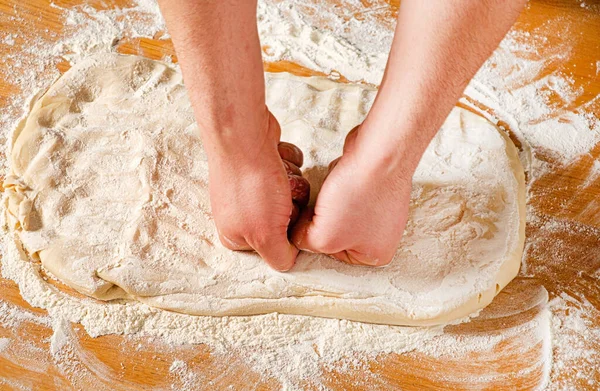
0 0 599 390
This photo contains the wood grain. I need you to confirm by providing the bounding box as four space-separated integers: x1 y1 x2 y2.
0 0 599 390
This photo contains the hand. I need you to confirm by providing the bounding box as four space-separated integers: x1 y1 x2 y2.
206 109 309 271
291 125 413 266
286 0 526 266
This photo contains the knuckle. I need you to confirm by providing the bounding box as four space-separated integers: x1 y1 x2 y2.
277 142 304 167
288 175 310 207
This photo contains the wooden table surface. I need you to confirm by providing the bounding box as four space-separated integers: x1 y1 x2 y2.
0 1 599 390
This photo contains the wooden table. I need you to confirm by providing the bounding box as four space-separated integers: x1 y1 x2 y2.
0 1 598 390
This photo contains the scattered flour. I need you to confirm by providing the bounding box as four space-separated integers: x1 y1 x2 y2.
465 30 600 166
0 337 9 352
548 294 600 391
1 232 445 388
169 359 187 372
257 0 392 84
169 359 201 389
51 0 167 64
0 299 51 329
0 0 598 389
2 34 15 46
257 0 600 166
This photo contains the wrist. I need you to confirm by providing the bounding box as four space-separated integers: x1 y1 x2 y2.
200 106 278 165
354 119 429 181
192 90 267 137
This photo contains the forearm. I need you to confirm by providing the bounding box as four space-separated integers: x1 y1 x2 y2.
158 0 266 154
362 0 526 172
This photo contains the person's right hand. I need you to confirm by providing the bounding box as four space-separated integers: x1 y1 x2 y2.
204 108 309 271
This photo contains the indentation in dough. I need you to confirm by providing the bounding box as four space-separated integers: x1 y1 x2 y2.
69 86 97 113
36 95 70 128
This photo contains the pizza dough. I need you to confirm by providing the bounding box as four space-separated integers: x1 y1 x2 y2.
2 54 525 326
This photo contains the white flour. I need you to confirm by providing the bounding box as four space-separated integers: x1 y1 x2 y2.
548 294 600 390
52 0 167 64
0 337 9 352
465 29 600 165
258 0 600 166
258 0 392 84
0 0 598 389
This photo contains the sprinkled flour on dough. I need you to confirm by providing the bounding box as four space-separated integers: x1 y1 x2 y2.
0 0 598 390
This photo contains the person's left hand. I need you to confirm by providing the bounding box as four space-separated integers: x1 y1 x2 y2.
291 125 414 266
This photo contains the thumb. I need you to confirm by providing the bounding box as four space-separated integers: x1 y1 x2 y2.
290 207 322 253
343 125 360 153
252 233 299 272
291 208 397 267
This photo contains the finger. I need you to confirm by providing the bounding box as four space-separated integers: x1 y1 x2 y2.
218 233 253 251
268 111 283 139
252 234 299 272
290 207 318 252
288 174 310 207
283 159 302 176
278 142 304 167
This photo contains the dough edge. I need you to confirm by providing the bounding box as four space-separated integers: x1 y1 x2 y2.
2 54 526 326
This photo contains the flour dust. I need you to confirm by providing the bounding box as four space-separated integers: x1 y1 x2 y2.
0 0 598 390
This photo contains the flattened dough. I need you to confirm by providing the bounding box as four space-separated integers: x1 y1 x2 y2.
3 54 525 326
